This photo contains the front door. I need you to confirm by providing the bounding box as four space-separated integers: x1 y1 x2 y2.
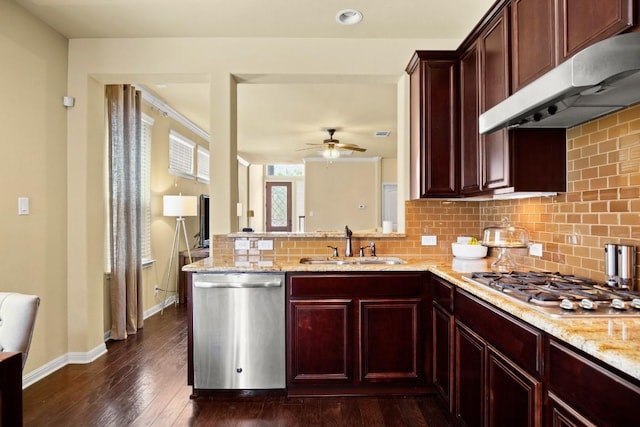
266 182 292 232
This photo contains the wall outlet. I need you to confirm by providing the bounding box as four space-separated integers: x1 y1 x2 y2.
421 235 437 246
529 243 543 257
257 239 273 250
235 239 251 250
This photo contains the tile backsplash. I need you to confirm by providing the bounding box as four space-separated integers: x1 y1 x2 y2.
407 104 640 287
212 104 640 287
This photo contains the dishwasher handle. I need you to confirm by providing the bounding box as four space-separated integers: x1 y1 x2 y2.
194 278 283 289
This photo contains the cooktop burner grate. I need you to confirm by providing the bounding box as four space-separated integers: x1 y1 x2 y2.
464 271 640 318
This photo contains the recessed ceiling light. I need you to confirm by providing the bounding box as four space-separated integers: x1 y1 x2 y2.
336 9 363 25
374 131 391 137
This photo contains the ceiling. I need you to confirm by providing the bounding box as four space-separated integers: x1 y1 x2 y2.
16 0 495 164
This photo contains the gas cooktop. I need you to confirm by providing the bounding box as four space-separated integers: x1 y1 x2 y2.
463 271 640 318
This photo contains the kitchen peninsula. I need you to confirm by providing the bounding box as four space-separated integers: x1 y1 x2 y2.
184 255 640 427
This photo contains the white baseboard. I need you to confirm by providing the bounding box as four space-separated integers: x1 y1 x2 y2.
24 295 177 390
22 343 107 389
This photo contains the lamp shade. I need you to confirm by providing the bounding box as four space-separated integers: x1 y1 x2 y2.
163 195 198 217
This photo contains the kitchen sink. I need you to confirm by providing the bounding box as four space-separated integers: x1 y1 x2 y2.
299 257 406 265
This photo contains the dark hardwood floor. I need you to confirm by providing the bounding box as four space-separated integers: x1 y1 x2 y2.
23 304 455 426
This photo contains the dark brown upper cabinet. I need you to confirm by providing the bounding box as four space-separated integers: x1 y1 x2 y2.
407 52 459 199
511 0 556 91
459 44 482 195
479 8 511 191
406 0 635 199
557 0 634 61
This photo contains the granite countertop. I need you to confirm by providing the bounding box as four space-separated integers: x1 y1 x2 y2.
183 256 640 381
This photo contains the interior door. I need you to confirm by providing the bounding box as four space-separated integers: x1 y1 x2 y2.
266 182 292 232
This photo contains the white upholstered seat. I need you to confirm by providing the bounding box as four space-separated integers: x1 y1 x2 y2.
0 292 40 369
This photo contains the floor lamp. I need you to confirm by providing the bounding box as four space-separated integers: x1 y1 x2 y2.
160 194 198 314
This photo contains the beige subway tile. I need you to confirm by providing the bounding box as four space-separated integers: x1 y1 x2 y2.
598 114 619 130
599 163 618 178
581 120 599 135
599 138 619 153
620 132 640 148
582 213 599 224
590 177 608 190
581 166 599 179
591 225 609 236
609 226 631 238
609 200 629 212
620 213 640 226
621 186 640 199
608 123 629 138
618 104 640 123
608 174 628 189
599 213 619 225
582 143 599 157
599 188 618 201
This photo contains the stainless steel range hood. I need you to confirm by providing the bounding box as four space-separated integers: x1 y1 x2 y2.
479 33 640 134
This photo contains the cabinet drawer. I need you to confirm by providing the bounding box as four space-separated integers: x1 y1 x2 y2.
455 289 543 376
547 339 640 427
289 273 426 299
431 275 454 312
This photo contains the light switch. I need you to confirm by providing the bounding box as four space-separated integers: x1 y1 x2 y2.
18 197 29 215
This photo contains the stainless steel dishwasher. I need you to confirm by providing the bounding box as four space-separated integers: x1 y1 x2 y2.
192 272 285 390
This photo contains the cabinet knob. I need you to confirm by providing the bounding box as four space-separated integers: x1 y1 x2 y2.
236 367 243 374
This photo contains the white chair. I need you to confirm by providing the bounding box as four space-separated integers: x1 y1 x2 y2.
0 292 40 369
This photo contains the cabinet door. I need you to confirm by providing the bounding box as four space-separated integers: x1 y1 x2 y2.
557 0 634 61
432 303 454 410
455 322 485 427
407 53 459 198
511 0 556 91
360 299 420 382
422 59 459 197
460 44 482 195
547 392 597 427
480 9 510 190
487 347 542 427
288 300 352 383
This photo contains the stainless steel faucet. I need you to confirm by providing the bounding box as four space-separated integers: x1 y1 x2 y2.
359 241 377 257
345 225 353 257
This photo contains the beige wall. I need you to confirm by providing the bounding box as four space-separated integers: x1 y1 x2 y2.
0 1 69 373
305 158 381 231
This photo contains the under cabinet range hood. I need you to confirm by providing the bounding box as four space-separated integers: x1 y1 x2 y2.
479 33 640 134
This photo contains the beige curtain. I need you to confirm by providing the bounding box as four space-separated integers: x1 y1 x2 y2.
106 84 143 340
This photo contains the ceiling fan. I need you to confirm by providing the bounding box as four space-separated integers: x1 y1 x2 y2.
298 128 367 158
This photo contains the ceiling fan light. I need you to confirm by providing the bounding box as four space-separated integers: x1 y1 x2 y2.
323 148 340 159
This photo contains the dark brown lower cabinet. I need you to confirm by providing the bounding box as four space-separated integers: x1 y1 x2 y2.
432 274 640 427
455 322 484 427
454 289 543 427
432 275 455 411
455 321 544 427
546 338 640 427
487 347 542 427
287 272 429 396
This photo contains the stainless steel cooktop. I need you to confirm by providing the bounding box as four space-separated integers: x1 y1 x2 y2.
462 271 640 319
